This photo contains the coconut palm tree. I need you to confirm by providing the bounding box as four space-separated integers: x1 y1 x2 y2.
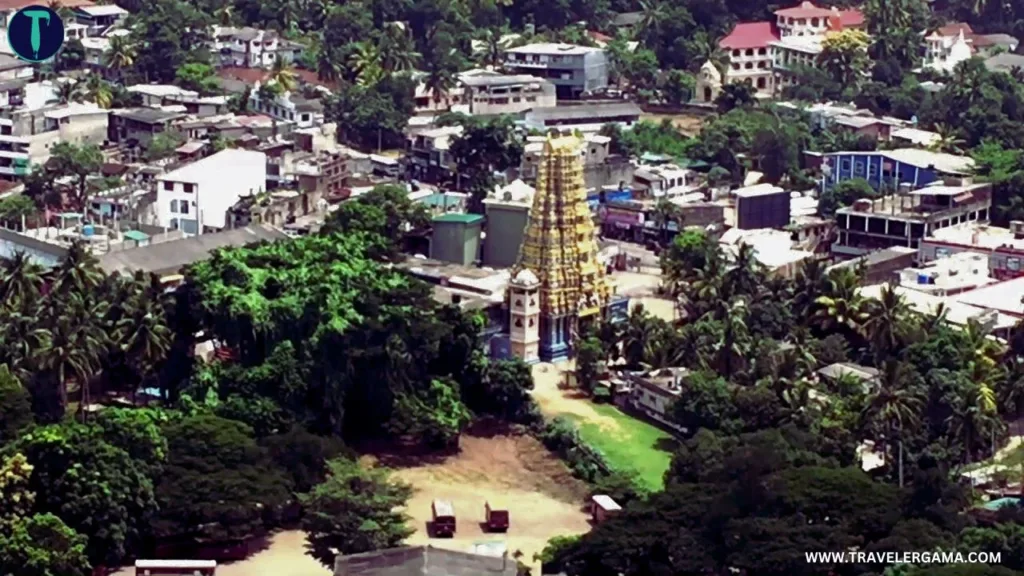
119 300 172 385
424 63 457 105
861 360 923 486
929 123 966 154
79 74 113 108
792 258 829 322
268 56 298 94
380 26 421 73
103 34 137 75
814 268 870 336
863 283 913 361
723 243 763 300
348 42 385 87
53 241 102 295
0 251 44 308
715 299 750 381
651 199 682 244
637 0 668 45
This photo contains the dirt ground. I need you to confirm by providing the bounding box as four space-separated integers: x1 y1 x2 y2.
640 113 705 136
110 531 330 576
611 269 677 322
364 432 592 570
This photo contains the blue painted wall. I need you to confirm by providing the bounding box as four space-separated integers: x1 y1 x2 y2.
824 153 942 191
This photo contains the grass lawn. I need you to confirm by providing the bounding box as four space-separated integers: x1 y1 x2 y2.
566 403 677 492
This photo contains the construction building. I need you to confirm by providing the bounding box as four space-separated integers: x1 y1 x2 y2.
508 135 613 363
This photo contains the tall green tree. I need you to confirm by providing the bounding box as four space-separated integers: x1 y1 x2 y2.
300 458 413 568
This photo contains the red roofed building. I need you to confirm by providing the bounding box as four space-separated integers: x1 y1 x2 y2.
708 0 866 100
719 22 779 95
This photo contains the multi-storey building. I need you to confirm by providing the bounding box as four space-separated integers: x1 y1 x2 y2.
405 125 463 183
459 73 556 115
248 83 323 128
709 1 863 99
919 221 1024 281
154 149 266 235
72 4 128 36
822 148 974 191
211 26 303 68
0 102 108 180
923 23 1019 72
831 181 992 257
720 23 778 95
503 43 608 100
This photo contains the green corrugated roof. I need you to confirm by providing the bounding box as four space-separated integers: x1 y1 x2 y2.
123 230 150 241
433 213 484 225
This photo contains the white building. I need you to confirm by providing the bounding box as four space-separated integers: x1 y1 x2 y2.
459 73 556 116
0 101 108 179
155 149 267 235
211 26 303 68
502 43 609 100
128 85 200 108
922 26 973 72
249 83 324 128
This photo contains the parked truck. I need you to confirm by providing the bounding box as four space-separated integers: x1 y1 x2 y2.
484 501 509 532
432 499 456 537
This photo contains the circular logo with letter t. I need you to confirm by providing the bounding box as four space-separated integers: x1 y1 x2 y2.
8 5 64 63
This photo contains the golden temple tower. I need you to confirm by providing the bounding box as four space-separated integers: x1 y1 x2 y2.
508 135 612 362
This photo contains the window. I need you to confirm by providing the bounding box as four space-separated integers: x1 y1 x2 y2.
757 61 767 69
732 50 740 57
756 77 766 89
744 48 753 56
180 201 190 214
0 125 10 135
169 199 179 213
1009 257 1021 271
744 62 753 69
758 47 767 55
841 158 851 171
868 163 878 176
182 183 194 193
731 63 740 70
935 247 950 258
163 181 173 191
854 161 865 175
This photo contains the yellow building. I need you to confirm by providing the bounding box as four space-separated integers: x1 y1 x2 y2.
508 135 612 362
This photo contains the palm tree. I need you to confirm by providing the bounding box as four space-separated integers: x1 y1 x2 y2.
793 258 829 322
723 243 763 300
118 300 172 388
0 251 44 308
861 360 923 487
651 200 682 244
424 63 457 105
53 241 102 295
814 268 869 337
475 26 509 69
715 299 749 381
380 25 421 73
103 35 137 76
268 56 298 94
79 74 113 108
348 42 385 87
622 305 656 368
929 123 966 154
863 283 912 362
637 0 668 45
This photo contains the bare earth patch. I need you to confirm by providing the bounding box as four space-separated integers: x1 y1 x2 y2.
110 531 330 576
640 113 705 136
532 362 621 432
365 433 592 571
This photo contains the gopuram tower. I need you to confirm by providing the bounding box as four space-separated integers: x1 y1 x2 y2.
508 135 612 363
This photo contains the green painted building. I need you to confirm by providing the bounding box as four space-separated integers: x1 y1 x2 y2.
430 213 484 266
